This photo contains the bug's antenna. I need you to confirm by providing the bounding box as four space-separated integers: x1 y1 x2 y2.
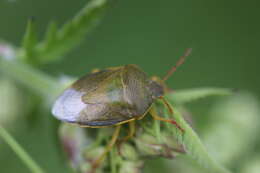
162 48 192 82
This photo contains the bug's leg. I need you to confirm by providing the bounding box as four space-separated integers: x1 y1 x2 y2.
116 121 135 154
159 96 174 114
116 122 135 154
118 121 135 143
91 125 121 171
149 105 184 133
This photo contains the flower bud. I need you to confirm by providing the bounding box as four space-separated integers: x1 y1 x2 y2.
135 129 185 158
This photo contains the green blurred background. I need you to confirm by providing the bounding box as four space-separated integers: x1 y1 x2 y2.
0 0 259 172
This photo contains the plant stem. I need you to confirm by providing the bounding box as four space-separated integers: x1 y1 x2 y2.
0 56 63 101
167 106 232 173
0 126 45 173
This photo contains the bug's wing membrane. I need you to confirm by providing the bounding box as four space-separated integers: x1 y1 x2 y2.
52 88 87 123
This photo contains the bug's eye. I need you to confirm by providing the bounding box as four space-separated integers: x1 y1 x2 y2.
52 88 86 122
147 80 164 98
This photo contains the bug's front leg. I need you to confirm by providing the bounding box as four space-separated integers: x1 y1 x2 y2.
149 105 184 133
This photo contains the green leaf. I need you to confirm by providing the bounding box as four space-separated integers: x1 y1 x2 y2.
42 21 58 51
0 126 45 173
35 0 108 64
166 88 233 104
21 18 38 63
202 92 260 167
240 156 260 173
165 106 231 173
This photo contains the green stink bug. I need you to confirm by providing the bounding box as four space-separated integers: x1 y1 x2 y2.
52 48 192 171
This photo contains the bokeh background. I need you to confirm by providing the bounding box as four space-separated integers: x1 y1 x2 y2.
0 0 259 172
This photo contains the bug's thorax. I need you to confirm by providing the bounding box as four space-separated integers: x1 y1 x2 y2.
123 65 166 100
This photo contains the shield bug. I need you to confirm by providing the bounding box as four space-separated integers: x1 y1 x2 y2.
52 48 192 171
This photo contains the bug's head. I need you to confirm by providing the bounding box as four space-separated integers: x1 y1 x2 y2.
148 76 167 99
148 48 192 99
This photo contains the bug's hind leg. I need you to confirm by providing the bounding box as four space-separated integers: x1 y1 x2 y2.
91 125 121 172
149 103 184 133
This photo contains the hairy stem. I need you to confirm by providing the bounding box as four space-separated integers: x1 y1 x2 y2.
0 126 45 173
